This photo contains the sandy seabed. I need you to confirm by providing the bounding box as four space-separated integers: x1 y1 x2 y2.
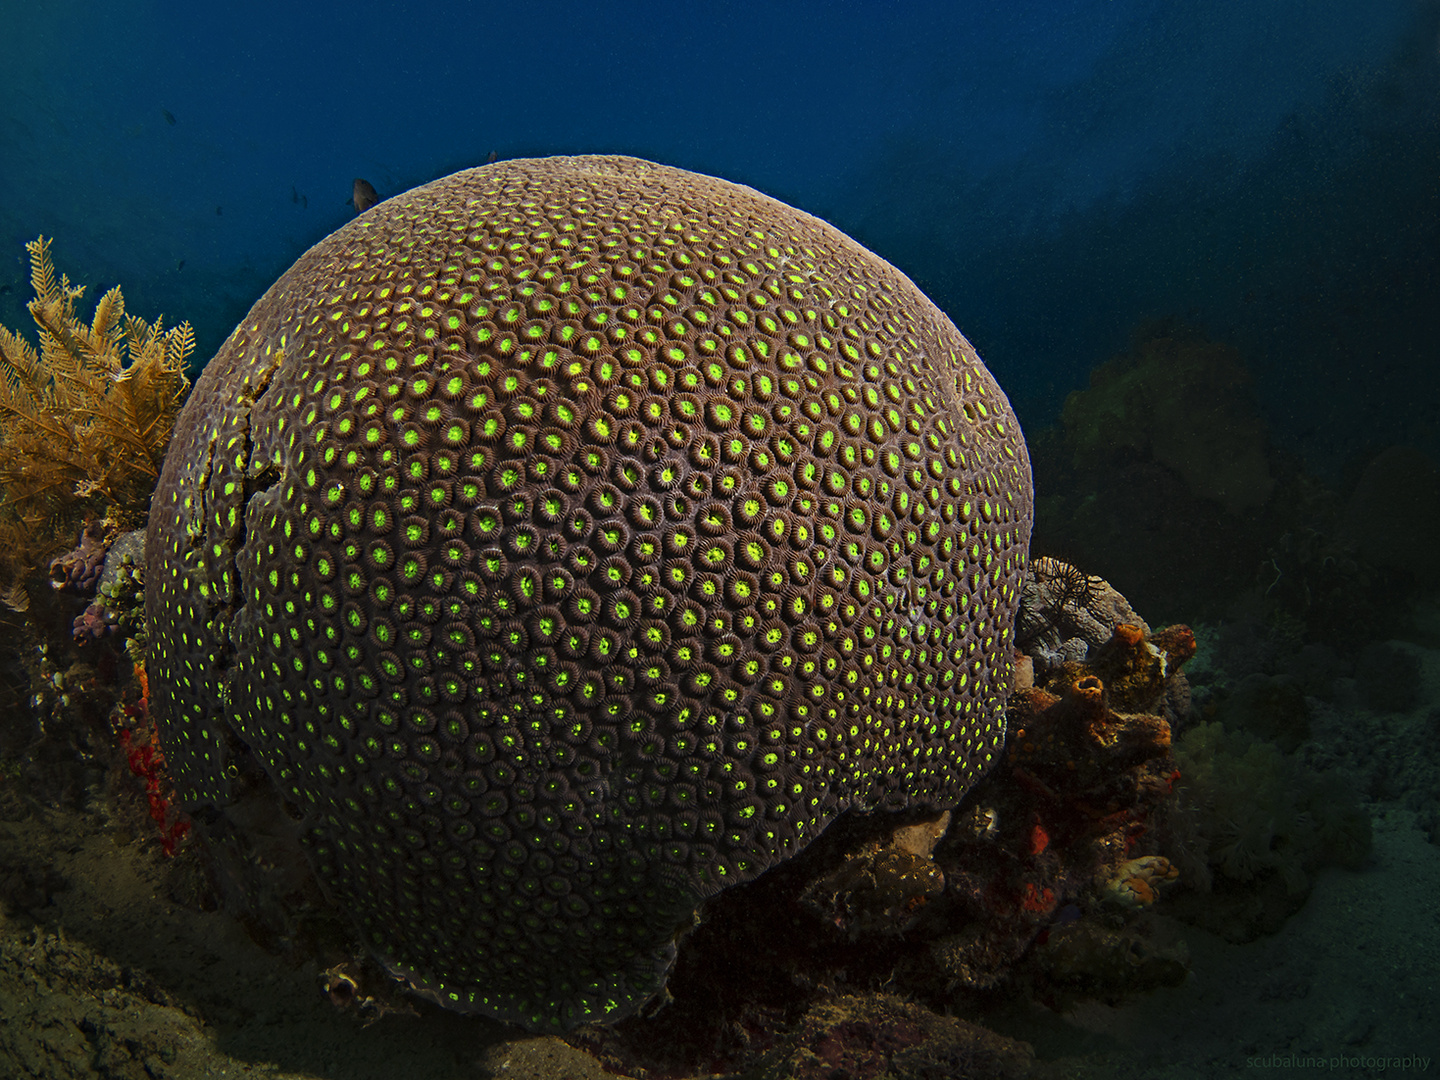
2 664 1438 1080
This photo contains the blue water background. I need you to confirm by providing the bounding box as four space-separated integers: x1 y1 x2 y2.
1 0 1436 475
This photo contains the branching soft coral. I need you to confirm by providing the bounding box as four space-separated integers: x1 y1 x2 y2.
0 236 192 592
1171 722 1369 898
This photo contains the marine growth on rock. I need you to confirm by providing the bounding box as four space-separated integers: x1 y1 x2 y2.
144 156 1032 1030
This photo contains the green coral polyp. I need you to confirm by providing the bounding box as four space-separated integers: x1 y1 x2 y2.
145 155 1031 1033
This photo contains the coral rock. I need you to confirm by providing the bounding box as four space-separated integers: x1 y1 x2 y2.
1006 668 1174 795
1017 556 1148 672
49 520 116 595
145 156 1033 1031
757 993 1034 1080
800 811 951 938
1081 622 1194 715
934 613 1188 999
1033 915 1188 1005
1102 855 1180 908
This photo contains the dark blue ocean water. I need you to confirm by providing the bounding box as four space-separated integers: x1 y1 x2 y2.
3 5 1440 1077
3 0 1435 474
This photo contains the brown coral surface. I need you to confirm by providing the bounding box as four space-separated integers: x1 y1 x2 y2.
145 155 1033 1031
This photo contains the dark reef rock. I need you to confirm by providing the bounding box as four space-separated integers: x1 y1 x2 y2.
928 618 1188 998
1354 641 1421 714
799 811 951 939
1031 913 1188 1007
71 529 146 645
755 993 1035 1080
48 520 116 596
1017 555 1149 669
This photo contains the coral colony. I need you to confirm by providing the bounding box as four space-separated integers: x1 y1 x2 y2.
0 159 1381 1071
0 237 191 599
144 157 1033 1030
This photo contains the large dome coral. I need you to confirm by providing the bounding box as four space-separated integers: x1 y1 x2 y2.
145 156 1032 1030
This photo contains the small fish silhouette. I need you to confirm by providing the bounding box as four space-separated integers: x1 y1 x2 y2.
487 151 498 163
292 185 308 209
353 178 379 212
162 109 176 125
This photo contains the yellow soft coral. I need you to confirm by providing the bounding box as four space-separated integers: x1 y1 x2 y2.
0 237 192 590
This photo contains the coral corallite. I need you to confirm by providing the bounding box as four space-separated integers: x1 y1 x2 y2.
144 156 1033 1031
